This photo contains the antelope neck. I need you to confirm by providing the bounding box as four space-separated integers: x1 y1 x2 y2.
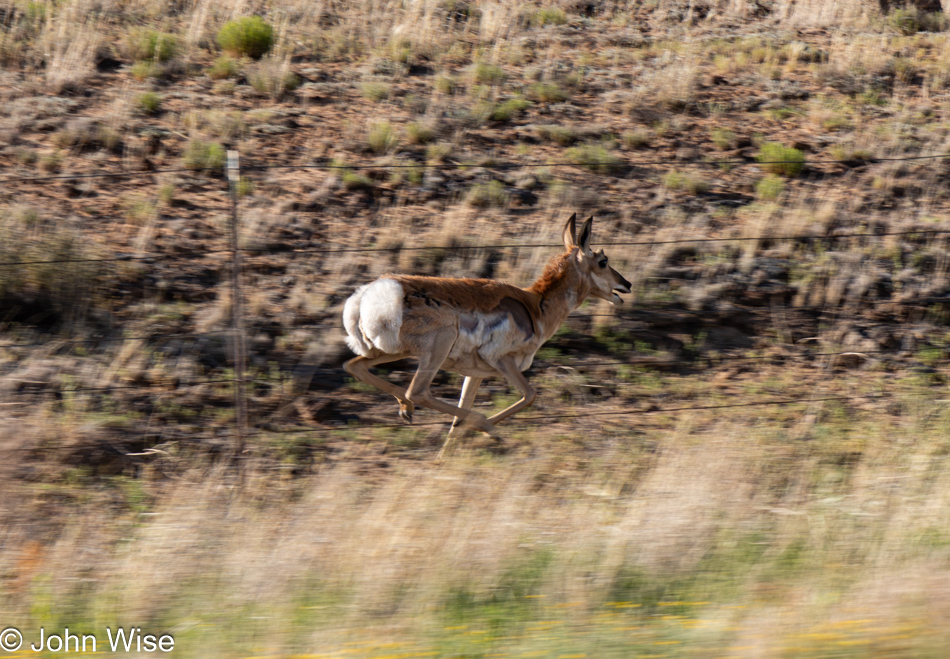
527 250 590 339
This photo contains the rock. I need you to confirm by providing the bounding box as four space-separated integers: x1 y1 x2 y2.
254 123 291 135
515 174 540 190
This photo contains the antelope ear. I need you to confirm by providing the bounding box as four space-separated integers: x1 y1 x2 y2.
577 216 593 252
562 213 578 250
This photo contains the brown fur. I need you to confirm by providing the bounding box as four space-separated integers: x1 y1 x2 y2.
392 275 545 325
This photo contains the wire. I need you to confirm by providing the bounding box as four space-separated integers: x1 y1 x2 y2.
6 291 948 350
4 377 280 395
233 227 950 258
266 393 891 434
0 329 233 349
0 166 219 185
0 151 949 185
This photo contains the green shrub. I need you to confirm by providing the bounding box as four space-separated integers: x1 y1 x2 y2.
38 151 62 172
0 213 103 325
465 180 509 208
757 142 805 177
182 140 226 171
342 170 375 192
406 122 436 145
710 128 735 150
471 62 506 85
434 75 456 95
527 82 569 103
248 62 301 99
361 82 391 102
536 124 578 146
662 170 709 194
621 129 650 149
52 120 121 153
530 8 568 27
426 142 453 164
129 61 163 81
212 80 236 96
135 92 162 115
886 7 948 34
491 97 531 122
208 56 241 80
217 16 274 59
388 159 424 186
565 142 625 175
127 29 178 62
236 176 254 198
755 174 785 201
367 122 398 154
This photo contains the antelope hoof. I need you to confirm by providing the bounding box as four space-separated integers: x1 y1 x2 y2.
399 407 413 424
479 421 503 441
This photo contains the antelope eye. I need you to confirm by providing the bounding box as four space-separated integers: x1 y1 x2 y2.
598 258 608 268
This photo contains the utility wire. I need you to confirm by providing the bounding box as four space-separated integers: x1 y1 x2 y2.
1 151 949 185
4 377 280 396
267 393 892 434
6 293 949 350
2 227 948 268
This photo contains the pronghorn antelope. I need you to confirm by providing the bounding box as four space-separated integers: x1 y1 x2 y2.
343 213 631 457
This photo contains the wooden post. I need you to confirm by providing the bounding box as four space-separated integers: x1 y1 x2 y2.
227 150 248 457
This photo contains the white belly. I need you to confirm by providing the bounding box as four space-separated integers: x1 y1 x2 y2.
443 312 538 376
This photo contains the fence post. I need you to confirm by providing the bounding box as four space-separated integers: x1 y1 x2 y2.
226 150 248 458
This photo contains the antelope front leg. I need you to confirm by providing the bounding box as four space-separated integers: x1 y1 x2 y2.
437 375 484 461
405 329 502 444
486 355 537 427
450 376 483 434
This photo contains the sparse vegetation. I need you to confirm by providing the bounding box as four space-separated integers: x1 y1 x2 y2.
129 61 163 81
755 174 785 200
182 139 226 171
405 122 436 145
135 92 162 115
361 81 391 102
465 179 508 207
663 169 710 194
434 75 457 95
471 61 506 85
710 127 736 150
621 129 651 149
527 81 569 103
125 28 178 63
536 124 578 146
247 59 301 99
367 121 398 154
565 142 625 174
530 7 568 27
208 55 241 80
491 97 531 122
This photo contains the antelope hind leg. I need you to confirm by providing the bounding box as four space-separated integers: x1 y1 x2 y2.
343 352 415 422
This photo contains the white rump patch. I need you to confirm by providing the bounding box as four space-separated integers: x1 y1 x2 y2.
343 283 372 356
343 278 404 356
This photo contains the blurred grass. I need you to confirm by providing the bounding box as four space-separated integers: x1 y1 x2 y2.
3 368 950 656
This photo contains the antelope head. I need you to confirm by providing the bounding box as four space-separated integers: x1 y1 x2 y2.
562 213 632 305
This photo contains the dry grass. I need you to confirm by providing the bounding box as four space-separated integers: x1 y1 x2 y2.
5 380 950 656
